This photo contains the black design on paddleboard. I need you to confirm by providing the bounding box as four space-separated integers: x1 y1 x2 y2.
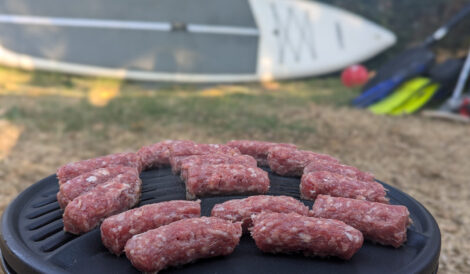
270 2 316 64
335 21 345 50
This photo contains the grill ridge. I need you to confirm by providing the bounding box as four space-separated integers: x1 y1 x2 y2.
40 233 77 253
41 189 59 198
27 212 63 231
26 203 61 219
31 221 64 242
31 196 58 208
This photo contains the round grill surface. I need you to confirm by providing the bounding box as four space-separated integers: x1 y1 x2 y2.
0 168 440 274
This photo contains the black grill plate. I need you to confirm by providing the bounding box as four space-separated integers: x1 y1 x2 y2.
0 168 440 274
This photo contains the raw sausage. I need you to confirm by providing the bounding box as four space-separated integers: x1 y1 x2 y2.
101 200 201 255
304 160 374 182
184 164 269 199
226 140 297 166
169 142 240 174
250 212 363 260
311 195 411 247
125 217 242 273
137 140 188 170
300 171 389 203
267 146 339 177
63 170 141 235
211 195 309 230
57 152 142 184
180 154 257 181
57 166 138 209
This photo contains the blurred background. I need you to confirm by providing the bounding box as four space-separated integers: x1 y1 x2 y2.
0 0 469 273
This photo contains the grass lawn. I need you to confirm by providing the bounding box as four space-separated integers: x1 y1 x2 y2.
0 66 356 138
0 67 469 273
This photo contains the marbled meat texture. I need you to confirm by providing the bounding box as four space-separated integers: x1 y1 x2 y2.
184 164 270 199
101 200 201 255
311 195 411 247
63 171 142 235
226 140 297 166
57 152 142 184
267 146 339 177
304 160 375 182
211 195 309 231
180 154 257 181
137 140 191 171
57 166 138 209
169 142 241 174
300 171 389 203
125 217 242 273
250 212 363 260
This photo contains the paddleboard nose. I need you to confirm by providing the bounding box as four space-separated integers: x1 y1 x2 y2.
375 28 397 50
364 20 396 52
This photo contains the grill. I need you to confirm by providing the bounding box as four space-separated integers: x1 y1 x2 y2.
0 167 440 274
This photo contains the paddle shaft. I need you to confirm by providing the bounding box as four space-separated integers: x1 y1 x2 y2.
422 3 470 47
445 45 470 109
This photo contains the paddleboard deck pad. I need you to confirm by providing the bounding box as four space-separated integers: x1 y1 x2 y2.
0 0 395 82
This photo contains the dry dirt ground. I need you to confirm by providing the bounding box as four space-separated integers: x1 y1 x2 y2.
0 71 469 273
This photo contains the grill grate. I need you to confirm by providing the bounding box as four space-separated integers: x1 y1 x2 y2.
1 167 441 274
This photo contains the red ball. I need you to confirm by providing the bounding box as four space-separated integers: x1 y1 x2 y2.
341 65 369 87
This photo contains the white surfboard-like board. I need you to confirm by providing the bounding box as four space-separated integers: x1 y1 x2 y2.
0 0 395 82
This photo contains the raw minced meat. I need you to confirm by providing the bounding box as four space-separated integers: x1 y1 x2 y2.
137 140 190 170
311 195 411 247
250 212 363 260
300 171 388 203
304 160 374 182
226 140 297 166
267 146 339 177
184 164 269 199
101 200 200 255
63 170 141 235
124 217 242 273
211 195 309 230
180 154 257 181
57 152 142 183
168 142 240 174
57 166 138 209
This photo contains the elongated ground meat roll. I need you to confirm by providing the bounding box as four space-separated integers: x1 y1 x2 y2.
226 140 297 166
101 200 201 255
169 142 240 174
311 195 411 247
57 166 138 209
63 171 142 235
300 171 389 203
267 146 339 177
180 154 257 181
251 212 363 260
304 160 375 182
137 140 189 170
211 195 309 230
57 152 142 183
125 217 242 273
184 164 270 199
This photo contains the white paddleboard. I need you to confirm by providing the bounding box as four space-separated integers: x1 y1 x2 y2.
0 0 395 82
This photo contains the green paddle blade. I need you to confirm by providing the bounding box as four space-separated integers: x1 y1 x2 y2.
389 82 439 115
368 77 431 114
